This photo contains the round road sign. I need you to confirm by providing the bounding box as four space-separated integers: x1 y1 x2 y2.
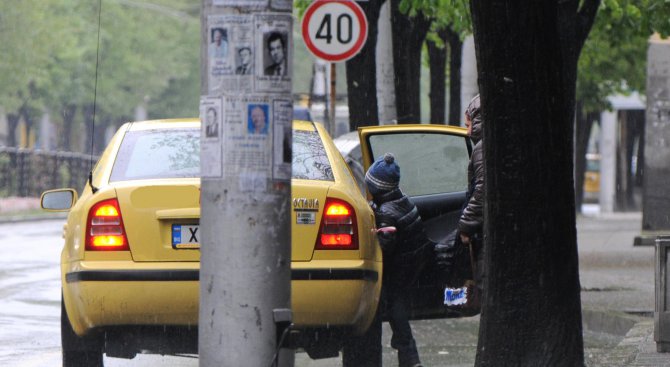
302 0 368 62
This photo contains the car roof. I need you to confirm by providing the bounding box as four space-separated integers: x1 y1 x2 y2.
122 118 318 132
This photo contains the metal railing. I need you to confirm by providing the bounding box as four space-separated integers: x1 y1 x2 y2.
0 147 96 198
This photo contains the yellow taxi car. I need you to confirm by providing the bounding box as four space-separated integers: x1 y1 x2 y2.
41 119 382 366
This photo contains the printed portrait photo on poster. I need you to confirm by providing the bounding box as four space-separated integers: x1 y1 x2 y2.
263 31 287 76
248 104 269 135
209 27 228 59
235 46 254 75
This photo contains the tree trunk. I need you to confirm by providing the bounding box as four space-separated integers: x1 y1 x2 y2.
6 112 20 147
390 0 431 123
60 104 77 151
574 101 595 210
446 29 462 126
345 0 383 130
82 104 95 155
427 29 447 124
470 0 599 365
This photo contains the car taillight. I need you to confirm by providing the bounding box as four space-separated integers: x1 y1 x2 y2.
85 198 130 251
316 198 358 250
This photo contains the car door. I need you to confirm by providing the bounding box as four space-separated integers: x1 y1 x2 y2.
358 124 473 319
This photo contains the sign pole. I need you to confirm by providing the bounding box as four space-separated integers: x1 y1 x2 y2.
199 1 294 366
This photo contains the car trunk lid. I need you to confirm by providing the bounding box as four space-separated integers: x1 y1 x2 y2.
115 182 201 262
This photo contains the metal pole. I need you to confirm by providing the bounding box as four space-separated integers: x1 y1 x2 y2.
199 1 293 366
330 62 337 136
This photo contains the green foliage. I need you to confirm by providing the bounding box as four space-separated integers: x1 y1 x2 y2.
400 0 472 37
578 0 670 111
0 0 200 149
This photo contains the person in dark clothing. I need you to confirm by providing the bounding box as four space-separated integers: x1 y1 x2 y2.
458 94 485 287
365 152 431 367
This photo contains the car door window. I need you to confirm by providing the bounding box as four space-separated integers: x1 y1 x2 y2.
368 132 469 196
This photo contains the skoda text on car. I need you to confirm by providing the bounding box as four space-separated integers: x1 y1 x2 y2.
41 118 381 365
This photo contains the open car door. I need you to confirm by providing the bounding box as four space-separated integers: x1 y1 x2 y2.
358 124 474 319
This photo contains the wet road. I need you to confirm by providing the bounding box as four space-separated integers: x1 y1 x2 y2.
0 219 479 367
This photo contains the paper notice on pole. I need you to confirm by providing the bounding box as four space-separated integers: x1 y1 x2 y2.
207 15 255 94
220 95 274 181
273 98 292 181
213 0 268 8
254 14 292 93
200 96 223 178
269 0 292 10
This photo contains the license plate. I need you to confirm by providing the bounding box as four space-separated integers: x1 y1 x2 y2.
172 224 200 249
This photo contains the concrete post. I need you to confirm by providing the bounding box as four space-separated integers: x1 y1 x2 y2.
460 35 478 119
655 236 670 352
376 0 396 125
599 110 617 213
199 1 293 366
643 35 670 232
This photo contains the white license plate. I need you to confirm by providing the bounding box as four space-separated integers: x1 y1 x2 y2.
172 224 200 249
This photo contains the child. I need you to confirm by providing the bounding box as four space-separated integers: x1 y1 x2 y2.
365 152 430 367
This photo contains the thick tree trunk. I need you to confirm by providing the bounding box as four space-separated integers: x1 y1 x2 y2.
470 0 599 365
427 30 447 124
390 0 431 123
447 29 462 126
346 0 383 130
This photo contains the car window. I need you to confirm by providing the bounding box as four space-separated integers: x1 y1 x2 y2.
368 132 469 196
110 127 334 182
110 128 201 182
292 130 334 181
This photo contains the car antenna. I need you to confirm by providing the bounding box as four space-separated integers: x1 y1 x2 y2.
88 0 103 194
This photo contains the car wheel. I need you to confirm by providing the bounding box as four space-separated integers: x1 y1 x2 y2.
61 294 104 367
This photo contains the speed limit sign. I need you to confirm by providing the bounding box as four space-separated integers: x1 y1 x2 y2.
302 0 368 62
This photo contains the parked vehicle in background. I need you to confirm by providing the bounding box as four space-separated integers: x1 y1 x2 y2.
292 105 313 122
41 118 381 366
584 153 601 203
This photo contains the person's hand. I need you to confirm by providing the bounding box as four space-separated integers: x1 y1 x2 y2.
460 233 470 245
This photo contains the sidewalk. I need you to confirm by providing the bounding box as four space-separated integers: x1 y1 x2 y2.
578 209 669 366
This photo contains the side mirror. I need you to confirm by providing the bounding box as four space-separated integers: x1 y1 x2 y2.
41 189 78 211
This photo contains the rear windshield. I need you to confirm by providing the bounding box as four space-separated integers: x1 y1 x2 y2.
292 130 334 181
109 127 333 182
110 128 201 182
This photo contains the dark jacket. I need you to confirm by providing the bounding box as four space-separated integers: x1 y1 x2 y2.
458 98 484 236
371 189 432 286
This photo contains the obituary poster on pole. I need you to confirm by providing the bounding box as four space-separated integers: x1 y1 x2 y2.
254 13 292 93
199 96 223 178
207 15 254 94
220 95 274 183
272 98 292 181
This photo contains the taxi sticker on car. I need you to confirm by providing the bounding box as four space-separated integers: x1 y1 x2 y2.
172 224 200 249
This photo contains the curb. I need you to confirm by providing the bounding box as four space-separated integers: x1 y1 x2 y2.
0 213 67 224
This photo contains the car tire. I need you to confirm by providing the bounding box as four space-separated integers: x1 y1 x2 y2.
61 294 104 367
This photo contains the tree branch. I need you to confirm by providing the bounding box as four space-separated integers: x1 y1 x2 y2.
576 0 601 51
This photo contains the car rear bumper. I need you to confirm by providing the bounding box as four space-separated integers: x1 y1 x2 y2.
63 259 381 336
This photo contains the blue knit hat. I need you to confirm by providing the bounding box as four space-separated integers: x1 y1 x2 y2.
365 153 400 194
